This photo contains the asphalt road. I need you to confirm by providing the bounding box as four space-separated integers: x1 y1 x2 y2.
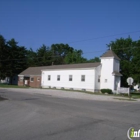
0 88 140 140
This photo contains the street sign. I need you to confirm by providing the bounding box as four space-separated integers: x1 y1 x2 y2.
127 77 134 85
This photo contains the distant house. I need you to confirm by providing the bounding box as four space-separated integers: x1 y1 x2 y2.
0 76 18 85
18 50 122 92
0 77 9 84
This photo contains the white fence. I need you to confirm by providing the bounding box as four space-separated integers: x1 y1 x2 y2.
0 77 10 84
117 87 130 95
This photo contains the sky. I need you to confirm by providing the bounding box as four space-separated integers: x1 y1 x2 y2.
0 0 140 59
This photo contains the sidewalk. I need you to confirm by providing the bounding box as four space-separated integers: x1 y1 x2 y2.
2 88 140 102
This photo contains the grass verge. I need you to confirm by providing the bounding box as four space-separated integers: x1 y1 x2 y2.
113 98 136 101
130 93 140 99
0 84 28 88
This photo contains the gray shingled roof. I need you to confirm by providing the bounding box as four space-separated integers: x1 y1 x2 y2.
112 71 122 76
18 66 49 76
19 62 101 76
101 50 120 60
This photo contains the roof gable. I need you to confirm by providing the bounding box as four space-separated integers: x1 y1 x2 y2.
101 50 120 60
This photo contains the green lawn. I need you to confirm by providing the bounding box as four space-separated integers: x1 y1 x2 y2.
0 84 28 88
113 97 137 101
130 92 140 99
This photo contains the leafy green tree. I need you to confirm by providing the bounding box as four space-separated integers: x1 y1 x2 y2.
36 44 52 66
64 49 87 64
26 48 38 67
0 35 9 79
51 43 74 64
88 57 100 63
6 38 27 83
131 40 140 83
107 36 140 86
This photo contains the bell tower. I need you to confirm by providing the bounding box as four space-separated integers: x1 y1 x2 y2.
100 50 122 92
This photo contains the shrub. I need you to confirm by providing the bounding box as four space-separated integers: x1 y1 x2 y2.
101 89 112 94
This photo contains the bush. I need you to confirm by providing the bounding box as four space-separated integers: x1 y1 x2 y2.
101 89 112 94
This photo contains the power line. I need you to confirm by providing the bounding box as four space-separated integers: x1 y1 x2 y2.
83 45 138 54
67 30 140 44
0 30 140 62
0 45 139 62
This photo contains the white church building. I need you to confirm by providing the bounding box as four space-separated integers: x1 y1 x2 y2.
41 50 122 92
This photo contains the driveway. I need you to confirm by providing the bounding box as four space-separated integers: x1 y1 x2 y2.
0 88 140 140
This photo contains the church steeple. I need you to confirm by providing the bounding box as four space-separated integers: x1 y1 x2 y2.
100 50 121 91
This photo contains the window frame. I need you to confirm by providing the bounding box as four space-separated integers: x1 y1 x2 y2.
81 75 85 82
19 77 23 82
57 75 60 81
98 75 100 83
48 75 51 81
37 77 40 81
69 75 73 81
30 77 34 82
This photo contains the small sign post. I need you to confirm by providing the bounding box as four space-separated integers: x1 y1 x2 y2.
126 77 134 97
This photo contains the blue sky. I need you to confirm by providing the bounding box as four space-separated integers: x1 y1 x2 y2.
0 0 140 59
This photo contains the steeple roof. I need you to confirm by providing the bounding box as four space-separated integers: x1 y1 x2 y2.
101 50 120 60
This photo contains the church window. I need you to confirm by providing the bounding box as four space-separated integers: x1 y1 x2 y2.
98 75 100 82
57 75 60 81
48 75 51 81
69 75 72 81
81 75 85 81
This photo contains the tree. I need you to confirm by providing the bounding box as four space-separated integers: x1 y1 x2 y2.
36 44 52 66
88 57 100 63
50 43 74 64
0 35 9 79
64 49 87 64
107 36 140 86
131 39 140 83
6 38 27 83
26 48 38 67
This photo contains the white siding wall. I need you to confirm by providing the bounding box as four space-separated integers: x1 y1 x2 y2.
41 68 96 92
100 58 115 90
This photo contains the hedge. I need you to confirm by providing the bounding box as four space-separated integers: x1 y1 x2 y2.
101 89 112 94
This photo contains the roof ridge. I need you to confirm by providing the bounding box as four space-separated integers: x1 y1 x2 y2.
28 62 101 68
18 62 101 75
